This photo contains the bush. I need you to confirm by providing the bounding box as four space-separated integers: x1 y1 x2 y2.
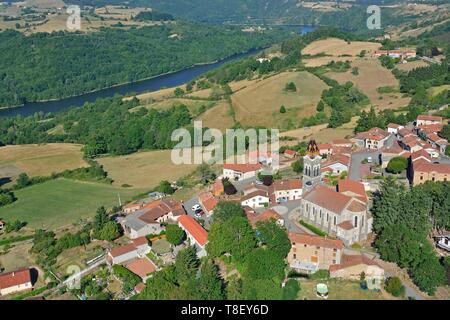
385 276 405 297
310 269 330 280
386 156 408 174
166 224 186 245
279 105 286 113
282 279 300 300
285 82 297 92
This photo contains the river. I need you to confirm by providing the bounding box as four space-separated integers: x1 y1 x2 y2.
0 25 316 118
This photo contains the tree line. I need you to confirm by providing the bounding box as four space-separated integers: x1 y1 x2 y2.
372 178 449 295
0 23 287 107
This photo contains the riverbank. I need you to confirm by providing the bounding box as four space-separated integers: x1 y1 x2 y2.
0 47 266 112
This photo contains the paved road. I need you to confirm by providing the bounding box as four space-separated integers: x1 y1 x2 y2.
384 270 424 300
348 135 396 181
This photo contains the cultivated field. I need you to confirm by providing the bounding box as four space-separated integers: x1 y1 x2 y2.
97 149 197 189
131 98 216 116
197 100 235 132
280 117 358 144
428 84 450 97
395 60 429 72
231 71 328 128
0 143 89 186
326 58 411 110
301 38 381 67
0 179 144 229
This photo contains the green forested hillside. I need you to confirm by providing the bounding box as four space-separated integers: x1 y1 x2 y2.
0 23 287 107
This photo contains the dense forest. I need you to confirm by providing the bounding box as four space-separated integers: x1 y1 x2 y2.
0 22 288 108
0 96 192 156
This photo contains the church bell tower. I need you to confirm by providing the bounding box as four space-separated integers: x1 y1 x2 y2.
303 140 322 193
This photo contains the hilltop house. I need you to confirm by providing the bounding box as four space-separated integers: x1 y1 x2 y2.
223 163 262 181
177 215 208 257
0 268 33 296
287 233 344 274
300 182 372 246
121 199 185 239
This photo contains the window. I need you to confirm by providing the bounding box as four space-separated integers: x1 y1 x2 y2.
354 216 358 228
334 216 337 226
326 213 329 222
293 254 296 259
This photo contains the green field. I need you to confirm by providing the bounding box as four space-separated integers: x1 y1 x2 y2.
0 179 145 230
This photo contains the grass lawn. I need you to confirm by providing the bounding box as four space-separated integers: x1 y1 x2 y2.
151 239 171 255
98 149 197 189
0 143 89 187
326 58 410 111
231 71 328 128
0 179 145 230
298 278 384 300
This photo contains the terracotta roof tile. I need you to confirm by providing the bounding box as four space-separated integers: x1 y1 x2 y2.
417 115 442 122
0 269 32 289
303 185 352 214
241 190 269 202
178 215 208 246
330 254 381 272
126 258 156 278
273 179 302 191
223 163 262 173
338 179 368 203
289 233 344 250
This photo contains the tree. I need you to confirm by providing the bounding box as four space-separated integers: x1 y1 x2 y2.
212 201 245 223
243 248 286 281
174 87 185 97
222 178 237 195
175 246 199 285
15 173 31 189
97 221 120 241
291 158 303 173
316 100 324 112
195 261 225 300
0 189 15 207
242 278 283 300
285 82 297 92
279 105 286 113
166 224 186 246
226 275 243 299
409 250 446 295
4 219 26 233
385 277 405 297
386 156 408 174
207 216 256 262
196 164 216 185
282 279 300 300
157 180 175 194
93 206 109 232
351 67 359 75
256 220 291 259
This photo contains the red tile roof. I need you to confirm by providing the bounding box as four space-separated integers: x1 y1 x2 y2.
303 185 352 214
338 179 368 203
355 127 390 141
427 133 447 144
330 254 381 272
387 123 402 129
109 243 138 258
411 149 432 162
323 154 351 168
347 200 367 212
140 199 185 223
126 258 156 278
249 209 282 226
414 161 450 175
332 139 352 146
289 233 344 250
134 283 146 293
132 237 149 247
337 220 354 230
178 215 208 246
273 179 302 191
241 189 269 202
223 163 262 173
0 268 32 289
318 143 333 150
284 149 297 156
417 115 442 122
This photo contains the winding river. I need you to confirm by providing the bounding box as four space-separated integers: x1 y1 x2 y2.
0 25 316 118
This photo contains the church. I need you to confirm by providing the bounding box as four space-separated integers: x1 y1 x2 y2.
298 140 373 246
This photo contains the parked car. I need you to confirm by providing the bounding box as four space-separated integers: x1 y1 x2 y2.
192 204 201 211
367 156 373 163
195 209 205 218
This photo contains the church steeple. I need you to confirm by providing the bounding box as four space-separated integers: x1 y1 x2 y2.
303 139 322 192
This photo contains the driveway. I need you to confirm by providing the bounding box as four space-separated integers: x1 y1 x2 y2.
348 135 396 181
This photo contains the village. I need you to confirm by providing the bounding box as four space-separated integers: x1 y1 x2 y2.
1 112 449 300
